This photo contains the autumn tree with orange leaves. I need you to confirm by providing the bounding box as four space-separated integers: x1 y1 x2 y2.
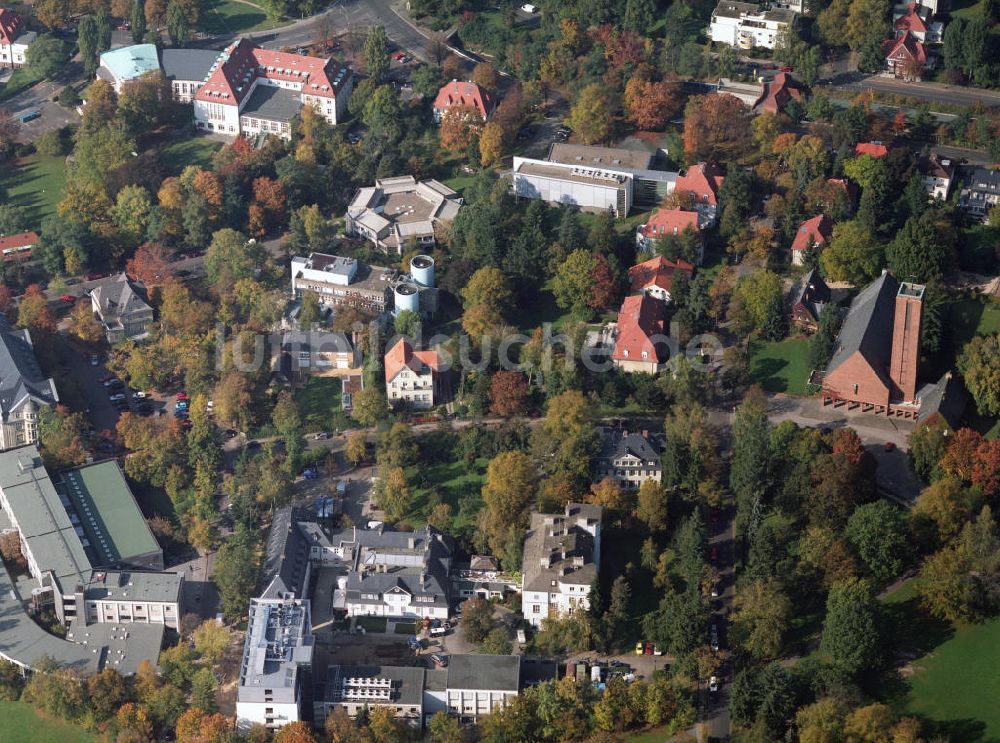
489 371 530 417
624 77 682 131
127 243 175 287
683 93 751 163
439 104 483 153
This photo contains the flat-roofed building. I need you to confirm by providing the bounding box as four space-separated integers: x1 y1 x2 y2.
97 44 161 92
709 1 797 49
513 143 677 217
321 664 426 725
291 253 399 315
444 654 520 721
347 177 463 254
236 597 314 732
81 569 183 629
160 48 221 103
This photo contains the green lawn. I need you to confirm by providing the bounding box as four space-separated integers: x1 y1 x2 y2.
949 296 1000 349
405 457 489 532
157 136 223 176
442 173 478 193
748 338 811 395
0 154 68 230
356 616 387 633
295 376 351 433
0 65 45 102
902 617 1000 741
393 621 417 635
0 702 96 743
198 0 281 34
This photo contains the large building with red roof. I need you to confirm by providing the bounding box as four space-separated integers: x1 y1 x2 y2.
627 256 694 303
882 31 929 81
385 337 444 409
0 231 38 261
192 38 352 138
612 294 668 374
432 80 494 123
673 163 725 228
635 208 704 263
790 214 833 265
0 8 35 69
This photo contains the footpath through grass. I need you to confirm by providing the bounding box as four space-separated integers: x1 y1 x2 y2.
748 338 811 395
0 702 95 743
0 154 68 230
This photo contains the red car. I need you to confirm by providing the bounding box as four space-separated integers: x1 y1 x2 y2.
392 50 405 61
710 546 719 563
644 642 654 655
176 392 188 401
59 294 75 303
780 65 793 72
884 441 896 452
85 271 103 281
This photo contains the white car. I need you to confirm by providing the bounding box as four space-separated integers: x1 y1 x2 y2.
133 391 147 399
709 676 719 693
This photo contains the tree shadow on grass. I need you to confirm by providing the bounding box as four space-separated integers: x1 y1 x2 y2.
749 356 789 393
924 718 991 743
882 596 955 663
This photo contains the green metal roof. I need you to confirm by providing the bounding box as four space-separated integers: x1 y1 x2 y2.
98 43 160 82
58 461 160 566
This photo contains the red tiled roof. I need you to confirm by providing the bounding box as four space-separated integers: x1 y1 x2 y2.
895 3 928 34
385 337 440 383
641 208 699 239
628 256 694 295
791 215 833 253
882 31 927 68
194 38 349 106
0 8 23 46
675 163 725 206
0 231 38 252
754 72 805 115
612 294 667 363
433 80 493 119
854 142 889 158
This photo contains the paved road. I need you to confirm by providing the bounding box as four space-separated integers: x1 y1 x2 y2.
932 144 997 166
832 72 1000 110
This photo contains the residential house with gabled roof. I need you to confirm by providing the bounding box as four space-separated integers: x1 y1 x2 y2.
753 71 807 115
920 153 955 200
893 2 943 42
789 269 831 332
674 163 725 227
790 214 833 266
627 255 694 303
883 31 930 80
958 165 1000 221
522 502 603 628
192 37 353 138
0 8 35 69
634 208 703 262
821 271 926 417
593 427 665 490
0 231 38 261
0 317 57 451
432 80 494 122
385 337 443 409
89 273 154 344
611 294 668 374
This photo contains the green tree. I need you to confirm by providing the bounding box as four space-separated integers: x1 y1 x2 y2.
204 228 265 292
190 667 218 713
460 597 494 644
428 711 462 743
297 289 321 328
846 501 910 581
885 213 955 283
213 526 261 622
78 15 100 76
636 479 668 532
623 0 654 32
95 4 112 51
193 620 231 664
111 185 153 247
567 83 616 145
481 627 513 655
375 466 411 522
478 450 536 563
820 220 883 285
732 271 783 337
729 663 796 735
820 578 882 676
272 390 304 467
26 35 69 80
730 394 771 538
362 84 402 140
958 333 1000 417
552 249 597 315
364 25 389 84
731 579 791 660
86 668 126 720
353 386 387 426
131 0 147 43
808 303 842 371
166 0 187 46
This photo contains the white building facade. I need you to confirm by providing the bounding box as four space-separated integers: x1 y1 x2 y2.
709 1 797 49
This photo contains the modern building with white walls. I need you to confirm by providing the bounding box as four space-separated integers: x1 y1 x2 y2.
346 177 462 254
521 503 603 628
709 1 797 49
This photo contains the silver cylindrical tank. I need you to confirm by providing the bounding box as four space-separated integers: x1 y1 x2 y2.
393 282 420 315
410 254 435 287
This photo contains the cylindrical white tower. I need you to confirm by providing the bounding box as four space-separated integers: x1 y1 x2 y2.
393 283 420 315
410 255 435 288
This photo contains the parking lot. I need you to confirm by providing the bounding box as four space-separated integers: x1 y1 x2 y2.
5 78 80 143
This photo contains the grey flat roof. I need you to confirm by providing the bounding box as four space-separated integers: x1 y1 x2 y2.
84 570 183 604
327 664 425 706
446 654 520 692
514 160 629 187
547 143 653 171
241 85 301 123
0 446 91 588
160 48 220 82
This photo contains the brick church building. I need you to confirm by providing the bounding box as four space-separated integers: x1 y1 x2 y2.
821 271 925 418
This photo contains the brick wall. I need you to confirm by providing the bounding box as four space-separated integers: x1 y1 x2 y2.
822 351 891 408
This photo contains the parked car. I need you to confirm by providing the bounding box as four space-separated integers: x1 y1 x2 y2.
90 354 100 366
301 468 318 480
133 391 147 399
174 410 188 419
99 373 114 382
85 271 103 281
103 378 119 387
223 429 238 440
314 431 330 440
176 392 188 400
60 294 75 303
109 393 126 402
884 441 895 452
710 623 719 652
635 642 644 655
710 546 719 563
17 110 40 124
430 626 448 637
175 401 189 411
709 676 719 693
